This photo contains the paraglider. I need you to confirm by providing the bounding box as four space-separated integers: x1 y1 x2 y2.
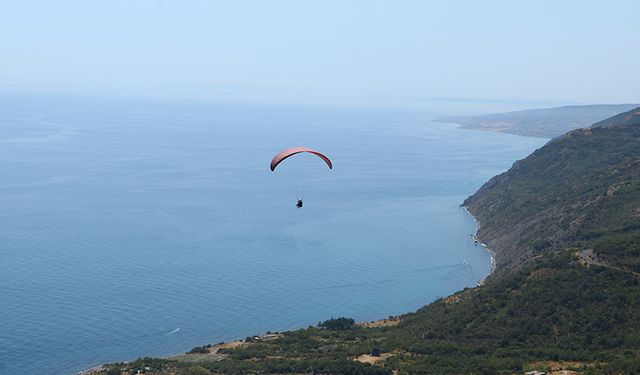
270 147 332 172
270 147 332 208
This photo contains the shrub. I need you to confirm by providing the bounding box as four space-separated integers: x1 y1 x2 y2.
318 317 355 331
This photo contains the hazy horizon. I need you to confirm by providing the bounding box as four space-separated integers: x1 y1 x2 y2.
2 1 639 109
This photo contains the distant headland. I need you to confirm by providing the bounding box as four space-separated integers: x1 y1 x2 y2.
436 104 639 138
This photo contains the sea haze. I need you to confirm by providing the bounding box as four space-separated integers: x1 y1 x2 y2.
0 94 547 374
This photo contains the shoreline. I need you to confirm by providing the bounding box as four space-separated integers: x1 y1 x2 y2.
78 317 402 375
462 205 496 284
80 206 494 375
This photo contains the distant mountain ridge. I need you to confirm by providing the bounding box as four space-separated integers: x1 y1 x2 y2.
437 104 639 138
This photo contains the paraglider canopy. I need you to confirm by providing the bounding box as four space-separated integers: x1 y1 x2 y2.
270 147 333 171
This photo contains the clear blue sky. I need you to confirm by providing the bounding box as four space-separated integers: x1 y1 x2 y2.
1 0 638 107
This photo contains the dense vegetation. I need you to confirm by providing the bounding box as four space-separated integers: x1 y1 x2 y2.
389 254 640 373
464 107 640 275
101 108 640 374
318 317 356 331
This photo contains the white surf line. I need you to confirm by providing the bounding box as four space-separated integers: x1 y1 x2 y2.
462 206 496 283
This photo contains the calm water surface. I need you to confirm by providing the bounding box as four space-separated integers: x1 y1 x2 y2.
0 95 547 374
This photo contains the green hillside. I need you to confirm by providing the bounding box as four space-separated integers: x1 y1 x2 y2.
464 107 640 276
99 108 640 374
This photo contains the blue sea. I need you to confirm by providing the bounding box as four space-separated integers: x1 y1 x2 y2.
0 94 546 374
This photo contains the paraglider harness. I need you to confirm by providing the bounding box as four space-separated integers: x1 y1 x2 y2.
296 198 303 209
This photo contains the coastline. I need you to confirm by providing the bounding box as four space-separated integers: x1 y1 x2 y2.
462 205 496 283
80 205 494 374
79 318 402 375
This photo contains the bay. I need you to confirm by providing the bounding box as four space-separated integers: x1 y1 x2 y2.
0 94 546 374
